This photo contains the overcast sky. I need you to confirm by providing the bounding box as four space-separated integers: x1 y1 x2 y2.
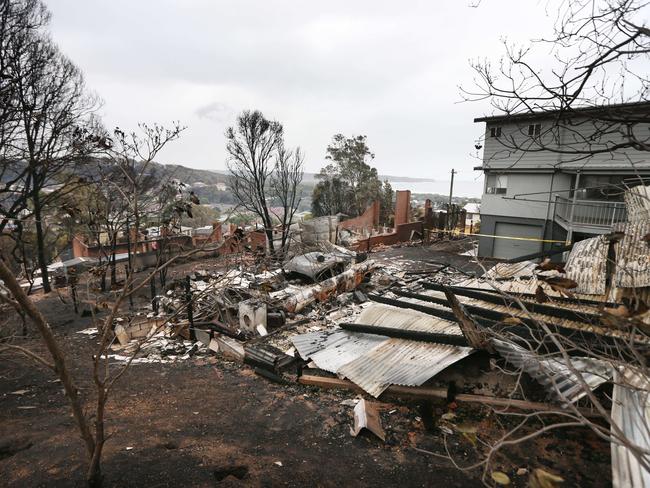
46 1 554 196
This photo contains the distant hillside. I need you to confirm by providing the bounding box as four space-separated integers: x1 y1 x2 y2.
160 163 436 185
154 163 229 185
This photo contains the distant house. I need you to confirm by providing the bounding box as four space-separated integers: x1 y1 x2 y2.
474 102 650 259
215 182 228 191
463 203 480 228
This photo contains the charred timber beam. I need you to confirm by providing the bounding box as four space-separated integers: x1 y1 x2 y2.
367 293 459 322
442 288 494 352
338 322 470 346
422 282 602 324
445 284 617 308
298 375 603 418
370 291 642 359
391 288 624 350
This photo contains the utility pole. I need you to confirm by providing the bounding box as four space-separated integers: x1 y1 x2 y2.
447 169 456 231
448 169 456 208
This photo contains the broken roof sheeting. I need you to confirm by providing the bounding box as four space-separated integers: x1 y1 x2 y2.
355 303 462 336
482 261 537 280
291 329 389 374
337 339 473 397
491 339 612 404
565 236 609 295
625 185 650 222
613 219 650 288
611 368 650 488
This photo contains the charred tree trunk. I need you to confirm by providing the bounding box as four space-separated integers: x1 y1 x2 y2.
32 188 51 293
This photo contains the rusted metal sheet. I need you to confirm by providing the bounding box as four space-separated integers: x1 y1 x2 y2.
337 339 473 397
613 220 650 288
291 329 389 373
565 235 609 295
492 339 612 404
625 185 650 222
354 303 462 336
611 368 650 488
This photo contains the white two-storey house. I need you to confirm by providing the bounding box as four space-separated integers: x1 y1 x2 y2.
474 102 650 259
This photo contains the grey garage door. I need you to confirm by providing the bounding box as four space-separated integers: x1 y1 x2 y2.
493 222 543 259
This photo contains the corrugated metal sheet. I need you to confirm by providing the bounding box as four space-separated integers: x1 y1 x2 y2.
291 328 473 397
613 220 650 288
482 261 537 280
417 289 620 338
291 329 388 373
611 368 650 488
565 235 609 295
625 185 650 222
337 339 473 397
453 275 609 302
355 303 462 335
454 276 540 295
491 339 612 404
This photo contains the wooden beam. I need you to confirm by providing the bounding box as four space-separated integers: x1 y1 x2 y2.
298 375 603 418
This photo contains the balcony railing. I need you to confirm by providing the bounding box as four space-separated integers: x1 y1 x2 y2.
554 196 627 229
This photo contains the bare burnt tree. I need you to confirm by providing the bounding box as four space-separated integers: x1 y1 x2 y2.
0 239 204 487
0 0 46 254
270 144 304 252
0 119 191 486
463 0 650 164
0 1 48 225
107 123 185 268
226 110 297 255
2 0 101 292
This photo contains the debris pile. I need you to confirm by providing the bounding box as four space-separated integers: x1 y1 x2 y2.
71 185 650 486
284 185 650 487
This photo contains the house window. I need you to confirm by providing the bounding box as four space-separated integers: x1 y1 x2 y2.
486 174 508 195
490 126 502 138
528 123 541 136
574 175 638 201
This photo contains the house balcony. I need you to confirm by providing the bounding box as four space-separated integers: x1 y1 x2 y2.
554 196 627 234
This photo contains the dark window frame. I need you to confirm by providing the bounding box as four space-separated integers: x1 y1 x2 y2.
528 123 541 136
490 126 502 138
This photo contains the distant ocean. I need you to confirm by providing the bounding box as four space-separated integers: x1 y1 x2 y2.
390 178 483 198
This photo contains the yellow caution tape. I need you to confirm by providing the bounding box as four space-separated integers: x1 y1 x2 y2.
429 228 566 244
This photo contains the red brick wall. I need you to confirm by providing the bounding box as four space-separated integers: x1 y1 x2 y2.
351 221 424 251
394 190 411 226
338 201 380 233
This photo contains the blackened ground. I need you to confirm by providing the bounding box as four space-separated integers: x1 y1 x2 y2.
0 331 481 487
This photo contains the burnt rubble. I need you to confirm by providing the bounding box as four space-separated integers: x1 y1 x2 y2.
72 185 650 487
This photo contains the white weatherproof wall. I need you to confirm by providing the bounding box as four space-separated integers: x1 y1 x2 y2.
481 173 573 221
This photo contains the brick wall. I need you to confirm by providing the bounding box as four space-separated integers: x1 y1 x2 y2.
394 190 411 226
338 201 380 233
